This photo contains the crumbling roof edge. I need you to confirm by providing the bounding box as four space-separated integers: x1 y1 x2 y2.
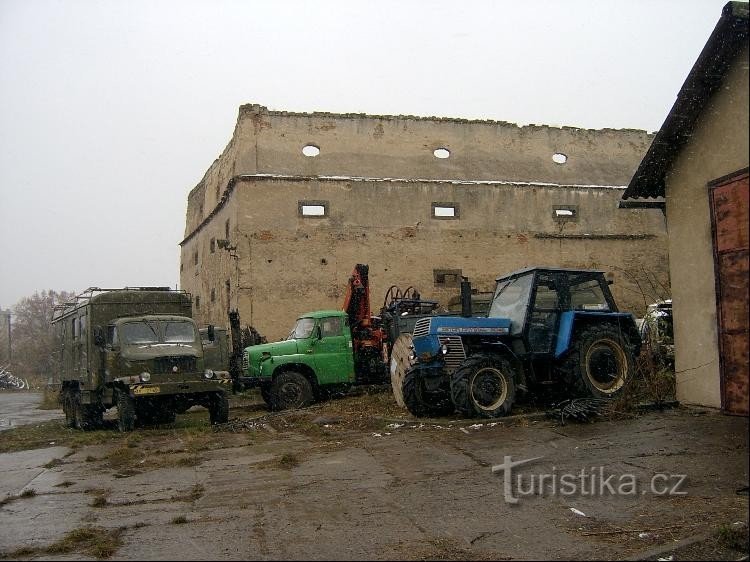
238 103 652 136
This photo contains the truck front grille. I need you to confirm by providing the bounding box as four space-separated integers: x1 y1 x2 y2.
438 336 466 374
413 318 432 338
154 356 197 374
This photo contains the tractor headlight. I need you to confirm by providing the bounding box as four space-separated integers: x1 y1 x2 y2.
441 344 449 355
408 351 416 361
204 369 214 379
139 372 151 382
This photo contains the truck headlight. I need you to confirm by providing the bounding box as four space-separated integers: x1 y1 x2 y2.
139 372 151 382
204 369 214 379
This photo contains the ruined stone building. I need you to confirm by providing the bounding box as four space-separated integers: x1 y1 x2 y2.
180 104 668 339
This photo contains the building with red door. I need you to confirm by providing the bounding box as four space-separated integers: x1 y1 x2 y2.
621 2 748 414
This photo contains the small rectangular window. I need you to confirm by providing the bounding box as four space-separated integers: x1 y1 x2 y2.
433 268 462 287
195 296 200 309
299 200 328 218
432 202 459 219
553 205 578 220
225 219 230 238
210 238 215 253
194 251 199 266
210 288 216 302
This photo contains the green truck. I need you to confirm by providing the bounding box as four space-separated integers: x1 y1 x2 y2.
52 287 230 431
243 310 356 410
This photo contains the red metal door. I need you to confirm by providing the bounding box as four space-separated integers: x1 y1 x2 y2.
710 169 749 416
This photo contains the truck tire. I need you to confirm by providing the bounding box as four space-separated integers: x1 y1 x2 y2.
61 389 76 429
450 354 516 418
270 371 314 411
69 390 102 431
390 333 414 409
208 392 229 424
563 324 634 398
402 369 453 417
117 391 136 432
260 385 272 406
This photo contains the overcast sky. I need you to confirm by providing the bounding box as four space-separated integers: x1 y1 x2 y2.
0 0 732 309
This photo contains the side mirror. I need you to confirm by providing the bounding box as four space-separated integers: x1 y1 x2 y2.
315 325 322 340
207 325 215 342
93 326 105 347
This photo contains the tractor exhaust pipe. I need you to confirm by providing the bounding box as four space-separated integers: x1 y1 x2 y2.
460 277 472 317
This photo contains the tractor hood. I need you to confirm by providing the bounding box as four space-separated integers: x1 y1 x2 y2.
412 316 512 362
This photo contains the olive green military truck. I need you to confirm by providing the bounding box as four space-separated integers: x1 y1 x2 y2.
52 287 230 431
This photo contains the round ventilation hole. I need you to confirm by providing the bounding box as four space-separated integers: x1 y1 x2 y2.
552 152 568 164
302 145 320 157
433 148 450 159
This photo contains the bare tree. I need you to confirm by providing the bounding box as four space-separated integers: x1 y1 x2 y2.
11 290 74 387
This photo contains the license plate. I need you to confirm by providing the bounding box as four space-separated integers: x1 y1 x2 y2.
133 385 161 395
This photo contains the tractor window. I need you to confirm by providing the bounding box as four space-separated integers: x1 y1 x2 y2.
570 279 610 311
489 274 533 335
320 317 342 337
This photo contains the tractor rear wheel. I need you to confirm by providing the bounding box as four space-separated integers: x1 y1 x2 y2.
563 324 634 398
402 369 453 417
390 333 415 409
270 371 315 411
451 354 516 418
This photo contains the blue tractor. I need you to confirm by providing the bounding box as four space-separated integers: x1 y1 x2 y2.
402 267 641 418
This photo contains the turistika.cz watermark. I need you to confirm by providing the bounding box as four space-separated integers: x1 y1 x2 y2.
492 456 687 504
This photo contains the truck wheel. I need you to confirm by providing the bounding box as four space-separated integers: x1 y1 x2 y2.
260 385 272 406
451 354 516 418
270 372 314 411
564 324 634 398
208 392 229 424
402 369 453 417
117 391 136 432
390 333 414 409
61 389 76 428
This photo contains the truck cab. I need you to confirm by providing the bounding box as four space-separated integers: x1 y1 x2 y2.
243 310 355 410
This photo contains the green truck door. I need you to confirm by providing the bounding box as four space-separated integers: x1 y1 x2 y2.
312 316 355 384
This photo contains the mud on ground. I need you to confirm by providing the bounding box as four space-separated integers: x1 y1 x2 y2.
0 388 747 560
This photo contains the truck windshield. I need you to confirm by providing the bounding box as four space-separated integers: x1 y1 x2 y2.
119 322 159 344
164 321 197 343
488 274 533 335
287 318 315 340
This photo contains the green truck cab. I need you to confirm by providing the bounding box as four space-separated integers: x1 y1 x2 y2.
52 288 230 431
243 310 356 410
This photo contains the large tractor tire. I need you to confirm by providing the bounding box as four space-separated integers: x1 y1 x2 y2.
208 392 229 425
563 324 634 399
390 333 414 409
270 371 315 411
117 391 136 432
402 369 453 417
450 354 516 418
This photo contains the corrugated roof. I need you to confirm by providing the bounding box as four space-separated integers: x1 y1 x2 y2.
622 1 749 200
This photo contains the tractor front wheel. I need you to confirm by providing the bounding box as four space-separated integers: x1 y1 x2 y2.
451 354 516 418
402 369 453 417
390 333 415 409
563 324 634 398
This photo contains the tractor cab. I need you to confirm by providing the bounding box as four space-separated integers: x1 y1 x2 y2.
490 268 617 357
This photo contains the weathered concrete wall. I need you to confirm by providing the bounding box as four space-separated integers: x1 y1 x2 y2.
665 44 749 409
180 105 668 339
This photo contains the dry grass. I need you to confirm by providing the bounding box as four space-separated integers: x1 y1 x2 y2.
0 526 124 560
